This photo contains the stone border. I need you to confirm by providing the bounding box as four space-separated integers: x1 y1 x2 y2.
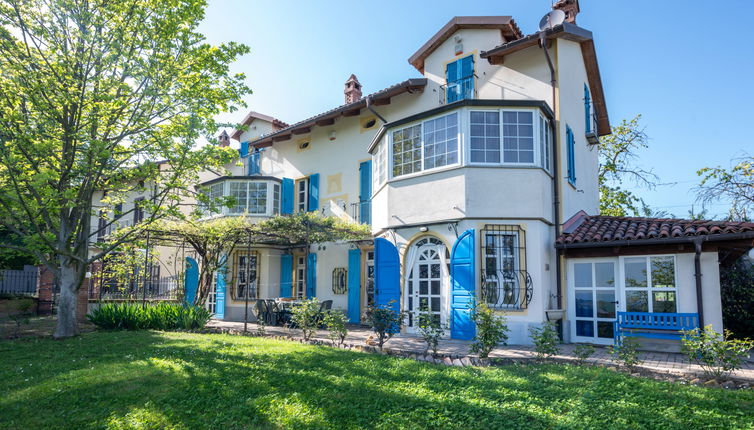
196 327 752 390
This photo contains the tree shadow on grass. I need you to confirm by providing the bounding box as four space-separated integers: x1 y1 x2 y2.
1 331 753 429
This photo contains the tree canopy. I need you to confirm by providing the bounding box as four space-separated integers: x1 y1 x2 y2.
0 0 250 337
697 156 753 221
598 115 658 217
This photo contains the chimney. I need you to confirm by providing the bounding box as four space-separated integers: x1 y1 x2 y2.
218 130 230 147
553 0 579 24
344 74 362 104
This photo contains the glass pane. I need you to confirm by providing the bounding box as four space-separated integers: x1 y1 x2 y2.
576 320 594 337
419 297 428 311
652 291 677 313
625 291 649 312
575 291 593 318
419 281 428 295
651 257 675 288
431 264 440 278
419 265 428 278
624 257 648 288
431 297 440 312
597 322 614 339
594 262 615 288
596 291 615 318
574 263 592 288
431 281 440 295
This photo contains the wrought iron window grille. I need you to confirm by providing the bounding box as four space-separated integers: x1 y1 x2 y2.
480 224 533 310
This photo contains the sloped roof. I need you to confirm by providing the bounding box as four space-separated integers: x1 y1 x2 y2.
481 22 611 137
249 78 427 148
556 213 754 247
408 16 523 73
231 111 289 141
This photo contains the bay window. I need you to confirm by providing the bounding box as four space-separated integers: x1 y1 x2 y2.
469 111 500 163
502 111 535 163
199 179 279 217
392 112 460 178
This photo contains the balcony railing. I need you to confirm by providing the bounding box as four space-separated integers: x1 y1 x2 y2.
440 76 476 104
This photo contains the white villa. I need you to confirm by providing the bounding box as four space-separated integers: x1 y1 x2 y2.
91 1 754 346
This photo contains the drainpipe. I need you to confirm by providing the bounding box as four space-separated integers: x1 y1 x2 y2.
540 30 565 342
693 238 705 327
540 31 562 313
366 96 388 124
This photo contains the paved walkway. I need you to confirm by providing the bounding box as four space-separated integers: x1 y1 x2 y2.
207 319 754 382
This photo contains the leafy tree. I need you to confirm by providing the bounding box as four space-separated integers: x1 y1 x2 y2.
0 228 37 269
697 156 753 221
598 115 658 216
0 0 249 337
719 258 754 339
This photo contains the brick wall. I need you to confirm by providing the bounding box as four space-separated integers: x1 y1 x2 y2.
36 265 91 322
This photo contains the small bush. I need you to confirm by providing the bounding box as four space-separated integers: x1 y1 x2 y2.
8 298 34 338
290 298 321 341
681 325 754 381
87 302 211 331
470 302 508 358
610 336 642 371
323 310 348 346
573 343 595 365
366 300 405 350
417 309 445 356
529 322 560 360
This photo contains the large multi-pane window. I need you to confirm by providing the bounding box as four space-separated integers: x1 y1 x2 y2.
423 113 458 169
233 252 258 300
503 111 535 163
469 111 500 163
296 178 309 212
200 180 277 217
391 113 459 178
624 256 677 313
392 124 422 177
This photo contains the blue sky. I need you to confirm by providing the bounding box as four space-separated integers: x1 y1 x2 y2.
198 0 753 219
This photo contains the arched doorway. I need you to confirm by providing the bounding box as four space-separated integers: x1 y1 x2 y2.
404 236 450 333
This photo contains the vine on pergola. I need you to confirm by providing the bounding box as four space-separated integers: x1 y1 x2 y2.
149 212 372 306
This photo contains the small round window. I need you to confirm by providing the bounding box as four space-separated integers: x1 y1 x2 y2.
364 119 377 129
298 141 310 150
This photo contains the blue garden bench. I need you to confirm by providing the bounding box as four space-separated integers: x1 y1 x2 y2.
613 312 699 346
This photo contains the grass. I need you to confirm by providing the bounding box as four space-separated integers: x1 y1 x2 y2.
1 331 753 430
0 316 95 339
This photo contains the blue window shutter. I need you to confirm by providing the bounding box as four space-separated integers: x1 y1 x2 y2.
584 84 592 133
446 60 458 83
281 178 294 214
280 254 293 297
374 238 400 332
450 229 475 340
308 173 319 211
306 252 317 298
347 249 362 323
184 257 199 306
460 55 474 78
566 126 576 185
240 141 249 158
214 257 227 319
249 151 260 175
359 161 372 224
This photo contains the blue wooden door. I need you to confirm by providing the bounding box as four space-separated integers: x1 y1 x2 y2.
450 229 475 340
347 249 362 323
215 257 227 320
280 254 293 297
184 257 199 306
281 178 294 215
374 238 400 321
306 252 317 298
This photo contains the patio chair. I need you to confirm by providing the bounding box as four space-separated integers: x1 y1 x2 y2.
317 300 333 328
265 299 280 326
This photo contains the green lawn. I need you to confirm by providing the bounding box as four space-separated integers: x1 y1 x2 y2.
1 331 752 430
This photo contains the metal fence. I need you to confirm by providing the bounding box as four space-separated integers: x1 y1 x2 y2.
0 266 38 295
90 274 182 301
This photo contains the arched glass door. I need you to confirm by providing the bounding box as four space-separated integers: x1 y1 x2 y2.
405 237 448 332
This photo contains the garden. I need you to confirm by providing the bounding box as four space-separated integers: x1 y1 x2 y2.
2 329 753 429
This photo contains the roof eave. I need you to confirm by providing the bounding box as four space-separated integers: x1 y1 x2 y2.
481 22 611 137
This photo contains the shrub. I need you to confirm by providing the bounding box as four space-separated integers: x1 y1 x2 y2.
323 309 348 346
529 322 560 360
720 259 754 339
8 298 34 338
87 302 211 331
470 302 508 358
290 298 321 341
610 336 642 371
366 300 405 350
417 309 445 356
573 343 595 365
681 325 754 381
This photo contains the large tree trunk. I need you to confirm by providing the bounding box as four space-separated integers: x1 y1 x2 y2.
54 257 85 338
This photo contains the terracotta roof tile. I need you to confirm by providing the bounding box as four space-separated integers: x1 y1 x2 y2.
556 215 754 246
